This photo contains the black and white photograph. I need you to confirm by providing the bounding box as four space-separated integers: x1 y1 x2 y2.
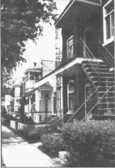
1 0 115 167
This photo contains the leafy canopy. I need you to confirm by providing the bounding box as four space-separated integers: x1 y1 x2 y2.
1 0 57 85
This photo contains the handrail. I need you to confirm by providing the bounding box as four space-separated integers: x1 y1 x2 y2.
49 113 63 127
99 41 114 67
99 41 114 59
65 86 99 123
49 87 99 127
80 38 100 76
83 85 114 121
80 38 100 63
46 114 61 125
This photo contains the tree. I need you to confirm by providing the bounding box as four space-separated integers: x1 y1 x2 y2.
1 0 57 85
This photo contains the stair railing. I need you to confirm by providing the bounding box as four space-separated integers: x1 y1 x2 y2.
83 85 114 121
99 41 114 67
80 38 101 87
80 38 100 75
64 86 99 123
48 113 63 128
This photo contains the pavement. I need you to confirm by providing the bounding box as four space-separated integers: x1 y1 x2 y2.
2 125 64 167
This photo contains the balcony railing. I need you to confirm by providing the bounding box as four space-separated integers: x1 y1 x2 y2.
25 80 35 90
31 111 52 123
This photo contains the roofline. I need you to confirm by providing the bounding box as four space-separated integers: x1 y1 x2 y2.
55 0 102 27
24 68 42 74
55 0 75 27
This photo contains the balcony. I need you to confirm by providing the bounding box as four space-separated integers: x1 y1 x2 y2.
25 80 35 90
31 111 52 123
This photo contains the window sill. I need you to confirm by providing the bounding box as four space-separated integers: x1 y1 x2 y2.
103 37 114 47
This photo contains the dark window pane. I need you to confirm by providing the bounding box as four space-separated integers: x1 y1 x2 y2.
106 16 110 39
111 12 114 36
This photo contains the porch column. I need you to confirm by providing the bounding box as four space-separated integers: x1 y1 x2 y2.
61 76 63 114
35 90 39 111
63 76 68 123
75 65 79 110
29 96 31 112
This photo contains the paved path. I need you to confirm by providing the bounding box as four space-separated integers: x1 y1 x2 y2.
2 126 63 167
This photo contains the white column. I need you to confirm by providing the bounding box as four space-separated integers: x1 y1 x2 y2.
35 90 39 111
29 96 31 112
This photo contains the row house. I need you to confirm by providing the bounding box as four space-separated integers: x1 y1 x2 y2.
1 86 11 113
10 84 23 117
55 0 114 122
23 60 56 123
10 0 114 124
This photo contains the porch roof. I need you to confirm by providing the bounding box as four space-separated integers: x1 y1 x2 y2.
55 0 101 28
24 57 102 97
38 82 53 91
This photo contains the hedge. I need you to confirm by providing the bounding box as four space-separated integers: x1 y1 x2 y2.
18 125 48 142
41 133 65 155
62 120 115 167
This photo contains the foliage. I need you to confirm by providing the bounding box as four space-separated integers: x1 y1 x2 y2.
1 0 57 84
41 133 65 155
20 125 48 142
62 120 115 167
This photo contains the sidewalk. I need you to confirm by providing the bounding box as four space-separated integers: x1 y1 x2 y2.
2 126 63 167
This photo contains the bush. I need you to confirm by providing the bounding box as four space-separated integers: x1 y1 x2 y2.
41 133 65 155
62 120 115 167
20 125 48 142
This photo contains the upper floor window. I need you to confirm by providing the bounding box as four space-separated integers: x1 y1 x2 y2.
67 35 74 59
103 0 114 45
57 76 61 86
15 87 20 97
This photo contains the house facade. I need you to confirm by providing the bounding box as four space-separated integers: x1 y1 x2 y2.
1 86 11 113
10 84 23 116
55 0 114 122
23 61 56 123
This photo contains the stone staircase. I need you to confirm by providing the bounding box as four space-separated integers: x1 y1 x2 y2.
82 60 114 120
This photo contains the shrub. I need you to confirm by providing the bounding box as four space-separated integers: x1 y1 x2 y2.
62 120 115 167
41 133 65 155
20 125 48 142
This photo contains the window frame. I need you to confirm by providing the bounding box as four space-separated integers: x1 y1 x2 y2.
67 35 74 59
103 0 114 45
67 83 74 111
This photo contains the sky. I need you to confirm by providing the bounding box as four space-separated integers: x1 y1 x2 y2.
13 0 70 84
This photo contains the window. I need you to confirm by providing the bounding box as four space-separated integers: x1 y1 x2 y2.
67 35 74 59
103 0 114 44
15 87 20 97
67 83 74 111
57 76 61 86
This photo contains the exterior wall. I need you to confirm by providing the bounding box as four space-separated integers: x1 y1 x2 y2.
41 60 55 77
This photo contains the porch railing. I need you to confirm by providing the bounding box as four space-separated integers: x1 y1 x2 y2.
25 111 52 123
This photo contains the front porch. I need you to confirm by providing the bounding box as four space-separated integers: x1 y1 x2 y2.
24 82 56 123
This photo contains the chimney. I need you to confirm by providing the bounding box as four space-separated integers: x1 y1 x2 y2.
34 62 37 67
